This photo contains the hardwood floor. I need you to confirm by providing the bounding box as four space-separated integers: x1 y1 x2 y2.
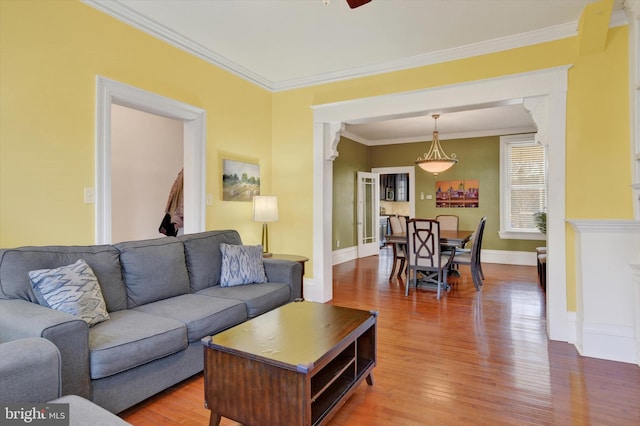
120 247 640 425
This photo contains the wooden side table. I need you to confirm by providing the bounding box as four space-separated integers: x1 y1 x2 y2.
269 254 308 299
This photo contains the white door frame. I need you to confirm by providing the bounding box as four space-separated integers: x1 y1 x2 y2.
312 66 569 343
95 76 206 244
371 166 416 218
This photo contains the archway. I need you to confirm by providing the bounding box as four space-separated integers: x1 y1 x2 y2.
312 66 570 342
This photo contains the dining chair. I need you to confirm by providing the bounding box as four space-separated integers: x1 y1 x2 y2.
436 214 460 254
387 215 407 279
536 246 547 291
398 215 408 234
435 214 459 231
405 219 455 299
388 215 403 234
447 216 486 291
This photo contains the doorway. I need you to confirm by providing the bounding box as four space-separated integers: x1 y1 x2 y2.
95 76 206 244
313 67 569 342
110 105 183 243
372 166 416 219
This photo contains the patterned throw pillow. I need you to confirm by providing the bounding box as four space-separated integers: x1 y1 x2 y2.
219 243 268 287
29 259 110 326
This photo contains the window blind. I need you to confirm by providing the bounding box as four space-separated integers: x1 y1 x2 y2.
506 143 547 231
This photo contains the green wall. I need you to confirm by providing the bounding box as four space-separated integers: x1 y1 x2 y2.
334 135 543 253
333 138 371 250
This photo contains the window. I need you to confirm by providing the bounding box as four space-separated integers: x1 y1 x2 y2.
395 173 408 201
499 134 547 240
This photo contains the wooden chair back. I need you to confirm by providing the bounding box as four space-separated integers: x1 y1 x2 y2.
407 219 442 270
435 215 459 231
406 218 455 299
388 215 404 234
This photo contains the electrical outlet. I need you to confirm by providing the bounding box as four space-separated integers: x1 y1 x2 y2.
426 194 433 200
83 187 95 204
336 240 340 248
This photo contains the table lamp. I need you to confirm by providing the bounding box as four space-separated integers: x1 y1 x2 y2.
252 195 278 257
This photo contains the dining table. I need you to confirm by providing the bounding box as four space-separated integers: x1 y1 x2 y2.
385 229 474 280
385 229 474 247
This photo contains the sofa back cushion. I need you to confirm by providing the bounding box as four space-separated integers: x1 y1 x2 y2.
179 230 242 292
115 237 190 308
0 245 127 312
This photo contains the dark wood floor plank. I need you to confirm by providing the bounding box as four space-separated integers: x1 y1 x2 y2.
121 247 640 425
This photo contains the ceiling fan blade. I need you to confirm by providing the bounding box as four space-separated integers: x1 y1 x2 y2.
346 0 372 9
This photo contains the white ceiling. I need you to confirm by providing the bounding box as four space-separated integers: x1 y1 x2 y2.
83 0 626 145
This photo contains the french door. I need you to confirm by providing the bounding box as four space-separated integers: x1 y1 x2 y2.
356 172 380 258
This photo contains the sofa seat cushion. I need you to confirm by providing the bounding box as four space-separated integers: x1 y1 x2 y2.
88 310 188 380
196 283 290 318
133 294 247 342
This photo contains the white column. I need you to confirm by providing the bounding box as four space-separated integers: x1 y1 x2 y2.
632 263 640 366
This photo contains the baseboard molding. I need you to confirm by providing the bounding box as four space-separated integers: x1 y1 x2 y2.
481 249 537 266
567 311 577 344
576 321 638 364
332 247 537 266
302 277 323 303
332 246 359 265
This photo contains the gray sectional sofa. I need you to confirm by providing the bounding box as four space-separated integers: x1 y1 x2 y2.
0 230 303 413
0 337 130 425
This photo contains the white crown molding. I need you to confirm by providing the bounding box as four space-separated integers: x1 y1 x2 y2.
272 21 580 92
82 1 628 93
342 126 537 146
612 7 632 26
623 0 640 20
81 0 274 90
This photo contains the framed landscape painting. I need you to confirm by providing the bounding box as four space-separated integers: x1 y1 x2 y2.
222 159 260 201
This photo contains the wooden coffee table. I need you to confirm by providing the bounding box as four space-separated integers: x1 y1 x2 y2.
201 301 377 426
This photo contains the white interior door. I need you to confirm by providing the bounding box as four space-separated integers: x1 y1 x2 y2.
357 172 380 258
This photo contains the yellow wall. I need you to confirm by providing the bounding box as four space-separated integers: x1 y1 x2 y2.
1 1 633 311
272 27 632 311
0 0 272 247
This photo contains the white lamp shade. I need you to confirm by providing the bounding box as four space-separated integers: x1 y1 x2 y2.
252 196 279 222
416 159 457 174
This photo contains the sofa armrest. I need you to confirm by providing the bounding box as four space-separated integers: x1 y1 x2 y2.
0 299 91 399
51 395 131 425
0 337 62 403
263 259 303 301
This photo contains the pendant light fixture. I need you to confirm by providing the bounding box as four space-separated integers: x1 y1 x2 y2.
415 114 457 176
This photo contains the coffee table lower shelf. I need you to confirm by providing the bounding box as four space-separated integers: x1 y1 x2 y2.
202 301 377 426
311 358 375 425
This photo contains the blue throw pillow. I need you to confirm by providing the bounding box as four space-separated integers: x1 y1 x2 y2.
219 243 267 287
29 259 110 326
